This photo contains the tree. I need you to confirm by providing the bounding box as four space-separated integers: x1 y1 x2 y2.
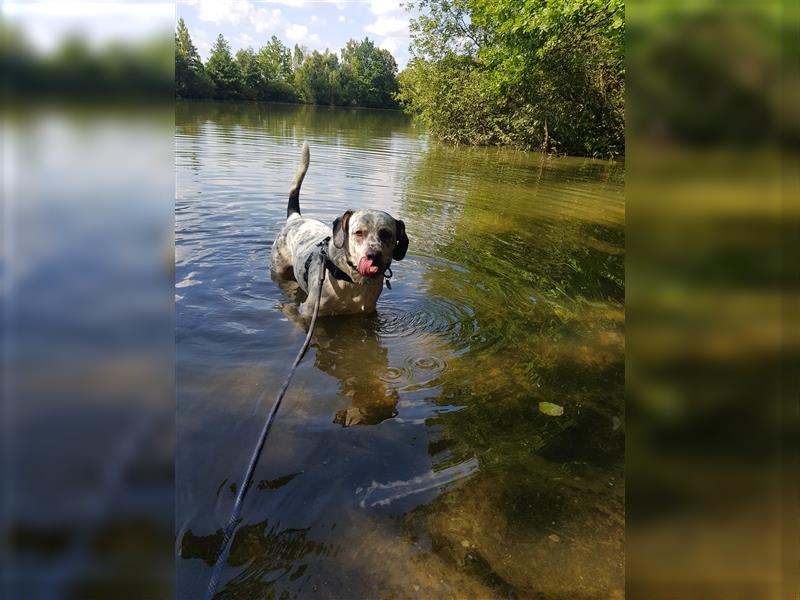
472 0 624 155
235 47 261 99
398 0 625 157
258 36 293 83
339 38 398 108
294 50 342 105
175 18 213 98
292 44 306 72
205 34 241 99
256 36 297 101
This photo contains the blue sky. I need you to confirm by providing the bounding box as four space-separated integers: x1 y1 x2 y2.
178 0 414 70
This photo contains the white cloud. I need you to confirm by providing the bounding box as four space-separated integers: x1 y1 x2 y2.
378 34 409 65
238 32 255 47
192 0 293 31
192 27 213 60
370 0 401 15
285 23 320 45
195 0 250 25
364 15 408 36
338 15 346 22
191 1 283 35
285 23 307 40
379 36 398 53
249 7 281 33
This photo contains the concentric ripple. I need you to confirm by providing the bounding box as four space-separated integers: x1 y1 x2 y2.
412 356 445 370
374 257 506 361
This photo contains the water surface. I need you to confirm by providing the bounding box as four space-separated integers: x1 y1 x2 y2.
176 101 625 599
4 103 174 597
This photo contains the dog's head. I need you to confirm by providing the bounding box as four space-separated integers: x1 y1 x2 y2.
332 209 408 281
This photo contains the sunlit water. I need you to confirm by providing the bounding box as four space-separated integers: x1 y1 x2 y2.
176 101 625 599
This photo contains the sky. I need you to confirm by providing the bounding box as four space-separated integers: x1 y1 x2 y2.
1 0 414 70
178 0 414 69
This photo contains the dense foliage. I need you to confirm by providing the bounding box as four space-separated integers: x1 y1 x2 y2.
174 20 399 108
397 0 625 157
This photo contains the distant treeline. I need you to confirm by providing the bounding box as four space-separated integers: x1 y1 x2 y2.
175 19 399 109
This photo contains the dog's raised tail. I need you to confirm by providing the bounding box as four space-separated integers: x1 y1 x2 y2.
287 141 310 218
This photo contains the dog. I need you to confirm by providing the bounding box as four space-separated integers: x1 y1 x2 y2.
270 142 409 318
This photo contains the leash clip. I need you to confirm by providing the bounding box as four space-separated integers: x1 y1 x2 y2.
383 266 393 289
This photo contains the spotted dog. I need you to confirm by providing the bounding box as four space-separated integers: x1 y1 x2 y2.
270 142 409 318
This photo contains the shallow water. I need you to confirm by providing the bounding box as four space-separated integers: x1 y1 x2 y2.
176 101 625 599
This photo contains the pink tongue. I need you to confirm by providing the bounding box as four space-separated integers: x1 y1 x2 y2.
357 256 380 277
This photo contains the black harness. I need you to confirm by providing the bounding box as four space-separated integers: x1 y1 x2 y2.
302 236 395 289
303 237 354 285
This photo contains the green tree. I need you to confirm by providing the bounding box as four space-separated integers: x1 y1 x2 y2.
398 0 624 157
205 34 241 99
175 17 212 98
235 47 261 99
291 44 306 72
294 50 342 105
339 38 398 108
255 36 296 101
258 36 293 83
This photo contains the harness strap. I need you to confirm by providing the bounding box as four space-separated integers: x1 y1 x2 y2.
324 257 354 284
303 237 354 285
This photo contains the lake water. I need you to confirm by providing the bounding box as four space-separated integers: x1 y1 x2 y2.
176 101 625 599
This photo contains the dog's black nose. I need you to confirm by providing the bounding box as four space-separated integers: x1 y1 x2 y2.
366 251 382 262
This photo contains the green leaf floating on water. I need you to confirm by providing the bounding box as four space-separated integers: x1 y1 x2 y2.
538 402 564 417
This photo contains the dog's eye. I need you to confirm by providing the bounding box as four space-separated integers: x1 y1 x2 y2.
379 229 392 242
353 230 364 237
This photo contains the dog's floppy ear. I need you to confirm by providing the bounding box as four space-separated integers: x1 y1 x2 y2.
332 210 353 249
393 219 409 261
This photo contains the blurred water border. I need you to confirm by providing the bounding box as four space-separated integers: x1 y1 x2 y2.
2 2 175 597
626 0 798 597
1 1 798 598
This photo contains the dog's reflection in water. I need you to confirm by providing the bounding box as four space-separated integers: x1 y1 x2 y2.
313 316 399 427
275 284 398 427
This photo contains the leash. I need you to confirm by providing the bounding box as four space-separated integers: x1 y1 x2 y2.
303 237 353 285
204 250 328 600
